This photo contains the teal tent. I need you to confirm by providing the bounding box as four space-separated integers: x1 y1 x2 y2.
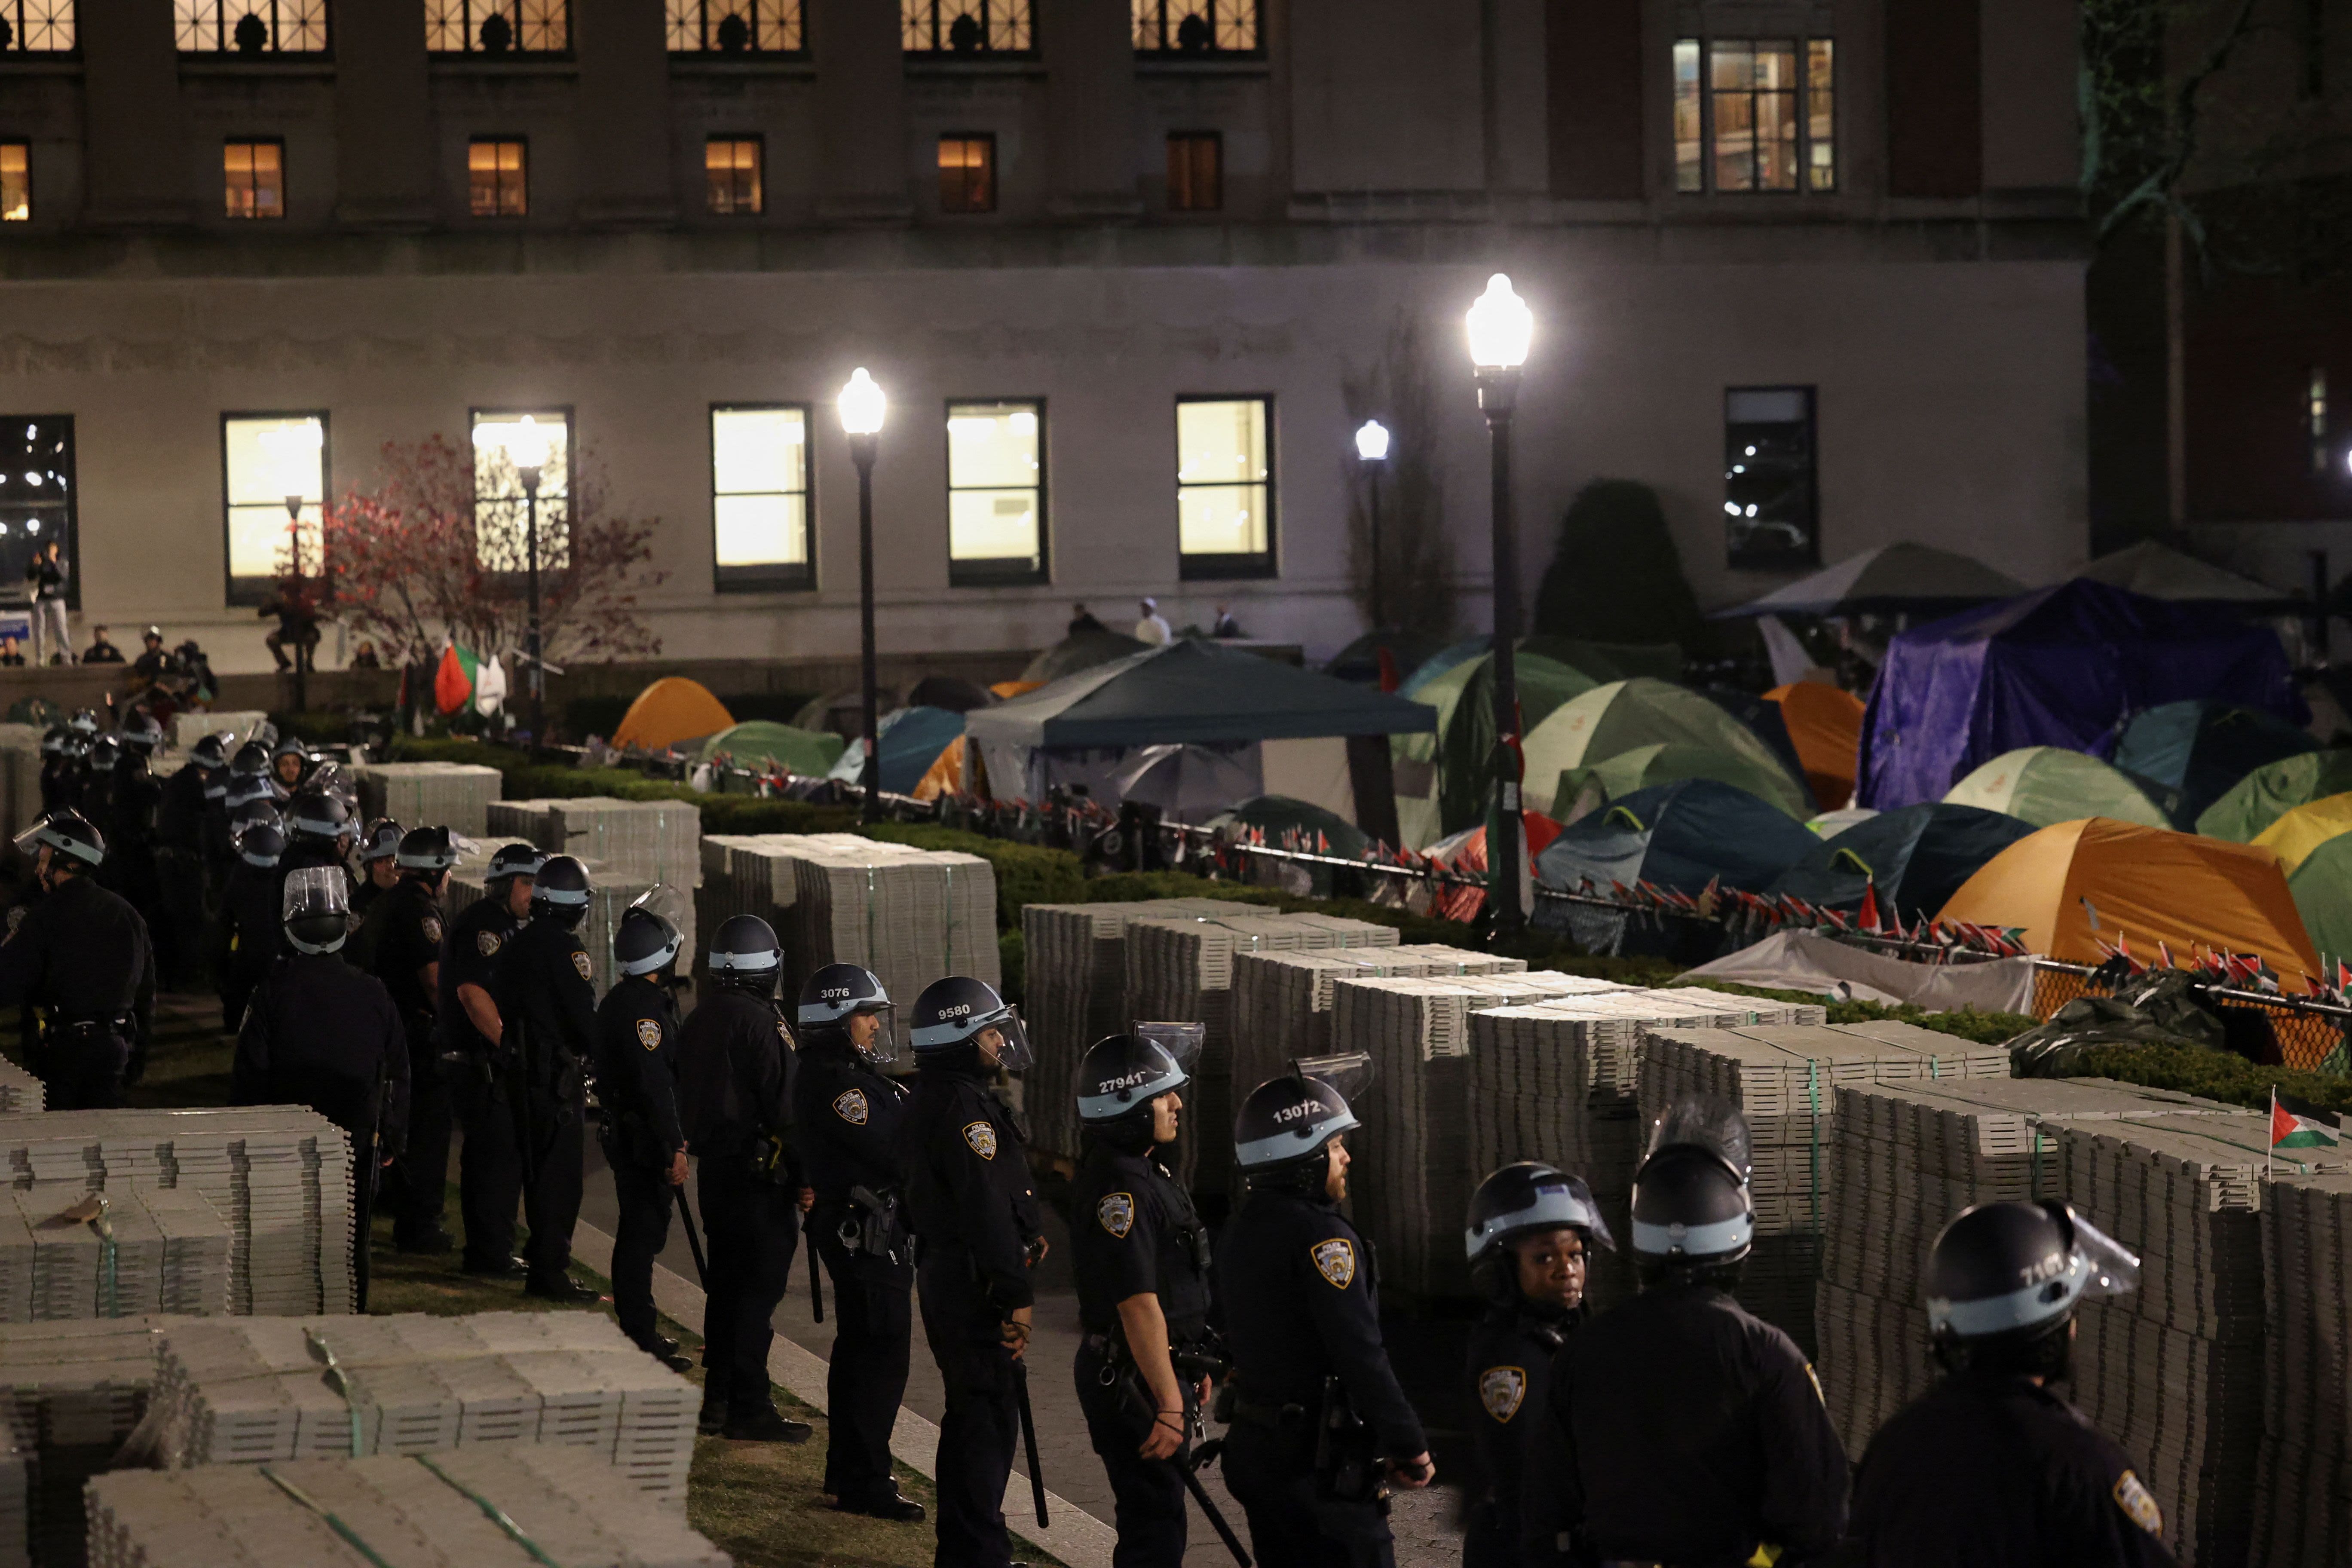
2112 701 2317 823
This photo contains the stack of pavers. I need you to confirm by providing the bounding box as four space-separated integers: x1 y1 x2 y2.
146 1311 698 1506
170 712 269 753
0 1318 167 1568
781 839 999 1020
0 1185 229 1323
0 1108 353 1317
0 728 42 843
0 1067 38 1118
446 849 664 998
2252 1169 2352 1566
489 796 702 894
1638 1020 2006 1354
350 761 503 839
1230 945 1528 1095
85 1445 732 1568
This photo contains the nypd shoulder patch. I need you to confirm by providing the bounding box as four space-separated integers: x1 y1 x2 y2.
1478 1366 1526 1423
475 930 502 957
963 1121 998 1160
635 1018 662 1052
1311 1237 1356 1289
1097 1192 1135 1239
570 951 592 983
2113 1470 2164 1537
833 1089 870 1126
422 917 443 945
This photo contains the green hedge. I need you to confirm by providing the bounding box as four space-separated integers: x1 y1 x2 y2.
2068 1043 2352 1118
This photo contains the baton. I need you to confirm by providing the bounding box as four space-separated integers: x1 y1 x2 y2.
1117 1368 1250 1565
1014 1360 1050 1527
672 1185 708 1288
805 1212 824 1323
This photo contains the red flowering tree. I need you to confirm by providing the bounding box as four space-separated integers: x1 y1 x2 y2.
313 435 667 673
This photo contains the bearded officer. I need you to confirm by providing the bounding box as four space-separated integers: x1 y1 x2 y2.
1843 1200 2173 1566
790 962 923 1520
1069 1032 1214 1568
1217 1061 1431 1568
363 826 456 1256
899 975 1046 1568
1461 1163 1610 1568
676 914 813 1443
1525 1097 1847 1567
0 811 156 1109
488 852 599 1303
440 842 540 1277
593 893 693 1372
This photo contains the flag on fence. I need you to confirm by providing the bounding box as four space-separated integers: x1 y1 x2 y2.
2271 1087 2341 1152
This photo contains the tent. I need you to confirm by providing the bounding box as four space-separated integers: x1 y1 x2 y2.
1109 744 1263 818
612 677 734 751
2074 539 2298 606
1021 628 1149 685
1768 802 2038 927
1522 678 1812 821
828 705 967 795
1209 795 1372 860
906 675 996 714
2111 700 2318 823
2252 794 2352 875
1808 806 1878 838
1714 542 2024 618
1431 652 1602 836
1397 636 1682 699
1938 817 2321 986
1534 779 1821 897
2195 751 2352 842
1325 629 1449 687
1701 687 1814 804
1942 747 2179 829
1857 579 2305 808
695 720 843 776
1550 741 1813 821
2287 835 2352 971
1765 681 1867 809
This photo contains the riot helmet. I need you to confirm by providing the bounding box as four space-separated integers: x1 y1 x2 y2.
1925 1199 2139 1379
286 789 351 850
909 975 1030 1070
706 913 784 994
1629 1097 1755 1285
224 775 277 819
530 854 593 930
359 817 405 863
66 709 97 737
13 810 105 872
189 732 230 771
1467 1162 1613 1305
118 714 162 755
234 817 286 869
270 735 309 787
484 842 545 885
394 825 456 874
229 741 271 778
86 734 120 772
796 963 896 1060
38 727 66 758
1076 1033 1189 1124
614 887 686 978
1233 1053 1370 1192
281 865 352 955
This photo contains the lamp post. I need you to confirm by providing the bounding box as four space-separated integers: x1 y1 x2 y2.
1467 273 1534 938
498 415 550 746
839 368 887 824
1354 418 1391 630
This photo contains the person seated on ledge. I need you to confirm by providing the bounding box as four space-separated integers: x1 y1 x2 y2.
83 626 125 665
0 636 24 669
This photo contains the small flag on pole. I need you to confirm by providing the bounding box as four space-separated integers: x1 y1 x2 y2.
2271 1087 2340 1151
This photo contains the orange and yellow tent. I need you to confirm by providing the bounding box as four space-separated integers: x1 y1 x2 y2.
1764 680 1865 810
611 677 734 752
2252 793 2352 877
1937 817 2320 989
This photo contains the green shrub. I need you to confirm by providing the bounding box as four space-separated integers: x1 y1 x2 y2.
1531 479 1708 652
999 929 1026 1003
2068 1043 2352 1118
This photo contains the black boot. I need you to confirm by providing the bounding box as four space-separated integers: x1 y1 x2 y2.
522 1275 602 1305
834 1485 925 1522
721 1406 812 1443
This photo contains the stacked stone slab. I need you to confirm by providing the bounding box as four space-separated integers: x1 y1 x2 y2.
85 1445 731 1568
447 853 671 998
2253 1169 2352 1567
487 797 701 892
0 1183 229 1323
351 762 502 839
0 1066 38 1118
0 728 42 842
169 712 270 754
0 1318 167 1568
1231 945 1527 1096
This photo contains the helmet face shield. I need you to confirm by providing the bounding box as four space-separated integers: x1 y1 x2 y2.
630 883 691 933
1133 1020 1205 1080
1643 1094 1753 1180
977 1008 1032 1072
281 865 351 925
1291 1051 1374 1106
857 1012 902 1065
2061 1207 2140 1302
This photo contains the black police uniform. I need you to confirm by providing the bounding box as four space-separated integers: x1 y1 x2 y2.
440 893 525 1271
153 763 212 988
1463 1300 1577 1568
0 874 156 1109
593 972 684 1354
215 858 282 1032
110 757 162 926
1526 1281 1848 1567
1069 1136 1213 1568
792 1029 915 1506
902 1056 1044 1567
37 753 73 816
489 912 597 1291
677 986 803 1421
231 948 407 1310
1844 1371 2178 1567
363 875 450 1250
1217 1188 1424 1568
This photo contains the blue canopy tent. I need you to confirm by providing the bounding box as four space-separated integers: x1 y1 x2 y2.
1533 779 1819 898
1767 802 2037 927
827 705 967 794
2111 700 2319 823
1856 579 2304 809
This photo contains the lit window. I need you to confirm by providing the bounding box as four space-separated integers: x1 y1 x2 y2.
667 0 801 51
2312 368 2330 475
1167 132 1221 212
427 0 569 54
471 409 571 570
222 414 327 604
469 139 527 217
939 135 995 214
1133 0 1257 54
176 0 328 52
0 0 74 52
711 406 812 591
0 143 26 223
1724 387 1817 570
706 138 763 215
0 418 76 615
1176 397 1274 577
1675 37 1834 194
903 0 1030 54
947 401 1045 584
223 141 284 220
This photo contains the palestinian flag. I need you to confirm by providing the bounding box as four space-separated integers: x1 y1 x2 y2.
434 643 481 717
2272 1088 2341 1150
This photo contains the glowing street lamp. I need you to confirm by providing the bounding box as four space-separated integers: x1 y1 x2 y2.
1354 419 1391 629
496 414 551 743
1467 273 1534 936
839 369 887 823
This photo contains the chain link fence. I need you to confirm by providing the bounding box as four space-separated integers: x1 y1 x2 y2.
2030 963 2352 1074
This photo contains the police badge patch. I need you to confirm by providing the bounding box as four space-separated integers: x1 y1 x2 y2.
1097 1192 1135 1239
635 1019 662 1051
422 918 442 944
475 931 502 957
1478 1366 1527 1423
570 952 592 983
833 1089 869 1126
1311 1237 1356 1289
962 1121 998 1160
2113 1470 2164 1537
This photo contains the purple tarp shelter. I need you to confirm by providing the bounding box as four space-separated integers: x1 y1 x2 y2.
1856 579 2305 809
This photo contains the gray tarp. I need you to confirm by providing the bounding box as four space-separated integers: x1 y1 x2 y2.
1682 929 2036 1013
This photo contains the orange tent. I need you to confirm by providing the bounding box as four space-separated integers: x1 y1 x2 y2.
912 737 967 801
611 677 734 752
990 679 1045 700
1937 817 2320 989
1765 680 1866 810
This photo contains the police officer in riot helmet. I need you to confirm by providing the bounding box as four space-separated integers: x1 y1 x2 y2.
230 867 407 1311
1069 1031 1216 1568
0 811 156 1110
677 914 815 1442
107 723 164 931
593 891 694 1373
1843 1200 2172 1566
1525 1096 1847 1568
1217 1060 1430 1568
79 734 121 881
154 731 227 989
216 815 285 1031
487 853 600 1302
1461 1164 1610 1568
37 727 72 814
270 734 309 793
351 818 404 922
361 826 457 1256
897 974 1047 1566
441 842 543 1277
790 962 923 1519
279 789 354 892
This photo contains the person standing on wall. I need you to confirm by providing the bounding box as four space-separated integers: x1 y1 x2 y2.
24 542 69 668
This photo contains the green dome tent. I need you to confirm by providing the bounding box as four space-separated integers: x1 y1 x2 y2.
1391 650 1598 847
1942 747 2178 829
2111 700 2318 824
1549 741 1813 821
696 720 844 776
2196 750 2352 842
1521 678 1811 822
2288 832 2352 969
